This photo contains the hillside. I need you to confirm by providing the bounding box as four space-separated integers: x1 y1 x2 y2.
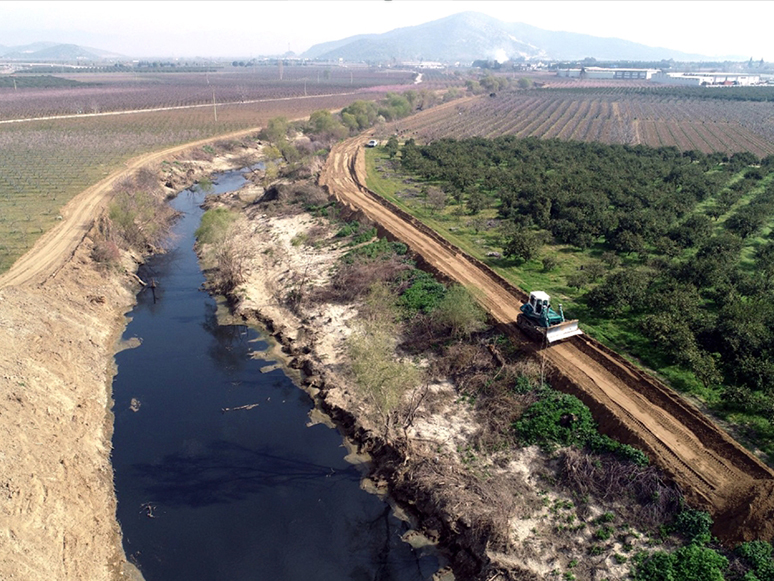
302 11 716 63
0 42 123 61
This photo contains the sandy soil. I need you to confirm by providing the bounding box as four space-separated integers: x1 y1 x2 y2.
318 133 774 545
0 138 263 580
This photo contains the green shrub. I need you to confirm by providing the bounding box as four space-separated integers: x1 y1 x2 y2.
633 547 729 581
349 226 377 246
307 201 337 216
595 525 615 541
344 238 407 262
512 375 537 394
587 433 650 466
108 190 170 250
633 551 674 581
542 255 559 272
737 541 773 567
672 508 714 545
399 271 447 314
513 391 597 451
597 512 616 524
737 541 774 580
347 284 421 419
431 284 487 337
196 176 213 191
336 220 360 237
671 544 727 581
195 207 237 245
616 443 650 466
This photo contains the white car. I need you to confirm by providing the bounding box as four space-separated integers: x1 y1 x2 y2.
366 139 379 148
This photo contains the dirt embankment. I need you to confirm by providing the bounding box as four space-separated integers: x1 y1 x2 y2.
0 137 264 581
318 134 774 545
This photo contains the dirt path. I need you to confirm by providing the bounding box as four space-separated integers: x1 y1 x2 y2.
319 134 774 544
0 127 262 290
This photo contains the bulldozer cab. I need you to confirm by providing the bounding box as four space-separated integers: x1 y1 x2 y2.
519 290 584 343
529 291 551 315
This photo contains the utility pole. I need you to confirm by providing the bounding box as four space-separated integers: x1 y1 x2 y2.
212 89 217 121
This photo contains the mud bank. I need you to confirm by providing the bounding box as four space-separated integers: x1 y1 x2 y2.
0 143 264 580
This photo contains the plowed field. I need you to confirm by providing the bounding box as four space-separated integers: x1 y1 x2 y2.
319 132 774 544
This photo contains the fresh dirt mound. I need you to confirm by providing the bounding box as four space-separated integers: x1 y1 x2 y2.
717 480 774 543
319 134 774 545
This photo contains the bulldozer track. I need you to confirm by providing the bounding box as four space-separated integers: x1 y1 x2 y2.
320 134 774 543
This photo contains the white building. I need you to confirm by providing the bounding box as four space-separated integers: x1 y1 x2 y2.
651 72 761 86
556 67 659 80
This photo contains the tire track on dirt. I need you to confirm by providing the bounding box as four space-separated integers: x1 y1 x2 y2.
320 134 774 544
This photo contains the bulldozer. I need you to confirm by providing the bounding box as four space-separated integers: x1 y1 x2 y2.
517 291 583 344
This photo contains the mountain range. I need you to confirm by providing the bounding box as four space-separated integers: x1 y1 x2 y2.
1 12 734 64
302 12 719 63
0 42 123 61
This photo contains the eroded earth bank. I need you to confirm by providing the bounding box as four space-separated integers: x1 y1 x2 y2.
0 139 263 580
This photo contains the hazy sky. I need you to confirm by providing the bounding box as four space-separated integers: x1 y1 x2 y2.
1 1 772 60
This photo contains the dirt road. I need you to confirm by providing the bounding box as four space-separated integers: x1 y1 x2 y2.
0 127 263 290
320 134 774 544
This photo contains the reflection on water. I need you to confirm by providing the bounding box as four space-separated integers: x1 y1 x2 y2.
111 169 438 580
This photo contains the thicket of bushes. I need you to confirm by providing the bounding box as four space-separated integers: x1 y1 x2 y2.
92 167 176 267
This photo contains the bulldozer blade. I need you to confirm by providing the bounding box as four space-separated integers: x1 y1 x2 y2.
545 320 583 343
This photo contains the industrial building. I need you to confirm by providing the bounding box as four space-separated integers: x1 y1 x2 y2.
555 67 659 79
650 72 761 86
555 67 762 86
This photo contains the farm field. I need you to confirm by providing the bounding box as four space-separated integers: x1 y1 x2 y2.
0 66 452 273
394 87 774 157
0 66 429 120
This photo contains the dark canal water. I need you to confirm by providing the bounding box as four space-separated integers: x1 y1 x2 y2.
111 170 438 581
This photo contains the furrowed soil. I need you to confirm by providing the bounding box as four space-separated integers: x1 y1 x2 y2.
0 131 264 580
318 134 774 545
